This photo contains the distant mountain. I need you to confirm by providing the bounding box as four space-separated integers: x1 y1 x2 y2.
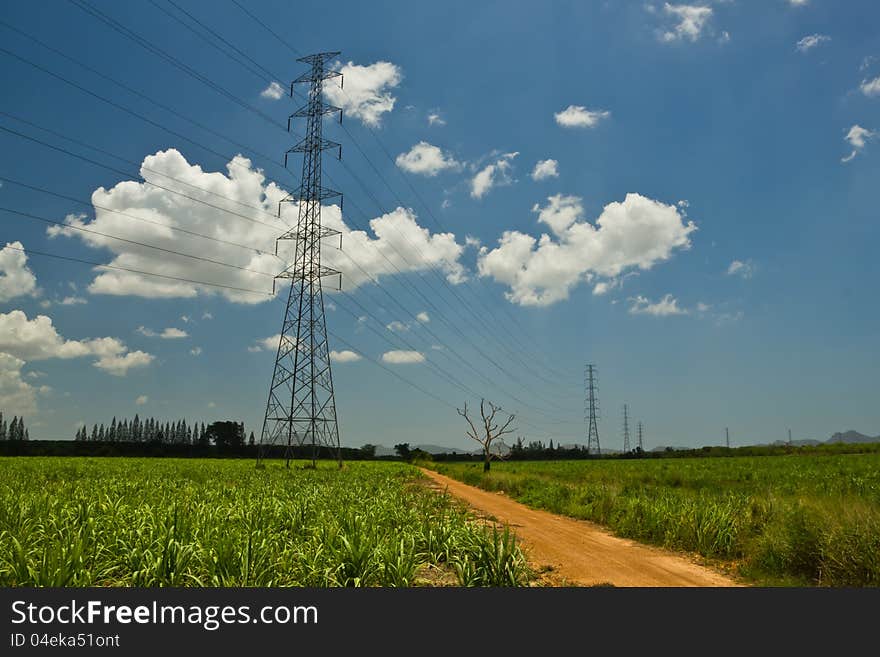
368 444 472 456
827 430 879 444
367 430 879 458
769 439 823 447
416 444 472 455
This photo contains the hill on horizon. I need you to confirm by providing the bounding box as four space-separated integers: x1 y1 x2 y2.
365 429 879 457
827 430 878 444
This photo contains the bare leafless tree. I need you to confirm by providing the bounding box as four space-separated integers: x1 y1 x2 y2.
457 399 517 472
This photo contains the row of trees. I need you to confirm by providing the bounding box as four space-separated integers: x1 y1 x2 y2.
73 416 254 448
509 438 597 459
0 412 29 441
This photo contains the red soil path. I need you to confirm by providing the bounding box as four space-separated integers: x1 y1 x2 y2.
421 468 739 587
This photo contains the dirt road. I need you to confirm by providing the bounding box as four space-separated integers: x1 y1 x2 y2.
420 468 739 587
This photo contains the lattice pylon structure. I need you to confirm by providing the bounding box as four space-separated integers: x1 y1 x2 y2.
637 421 644 451
259 52 344 468
584 364 601 455
622 403 630 453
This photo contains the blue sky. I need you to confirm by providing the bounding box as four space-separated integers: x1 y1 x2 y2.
1 0 878 450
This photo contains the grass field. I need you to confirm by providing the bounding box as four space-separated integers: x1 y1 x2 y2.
431 454 880 586
0 457 529 587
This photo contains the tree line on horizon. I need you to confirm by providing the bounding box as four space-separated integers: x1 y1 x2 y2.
0 412 29 441
73 415 255 449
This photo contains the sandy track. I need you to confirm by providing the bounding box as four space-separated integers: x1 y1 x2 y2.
420 468 739 587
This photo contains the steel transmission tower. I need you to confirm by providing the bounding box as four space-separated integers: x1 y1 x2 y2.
726 427 730 449
584 364 601 455
622 404 630 453
637 421 644 451
259 52 344 468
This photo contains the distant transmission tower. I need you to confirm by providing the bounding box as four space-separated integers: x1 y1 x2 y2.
584 364 601 455
622 404 630 453
725 427 730 449
259 52 344 468
788 428 792 445
637 421 644 451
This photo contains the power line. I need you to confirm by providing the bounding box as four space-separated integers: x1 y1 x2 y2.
67 0 284 130
325 148 580 409
0 205 276 278
332 295 575 433
334 289 573 423
0 122 286 234
0 19 300 191
0 41 289 211
0 175 278 257
0 244 271 296
332 295 482 403
327 330 456 410
0 109 286 224
228 0 293 59
333 247 578 416
150 0 279 86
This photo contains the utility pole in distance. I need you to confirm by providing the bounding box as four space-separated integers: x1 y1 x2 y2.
622 404 630 453
726 427 730 449
584 364 601 456
637 421 644 451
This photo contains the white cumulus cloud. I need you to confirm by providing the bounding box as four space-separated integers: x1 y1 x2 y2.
136 326 188 339
727 259 755 279
841 124 875 163
381 350 425 364
860 76 880 97
796 34 830 53
46 149 468 302
395 142 461 176
0 242 38 303
416 311 430 323
249 334 281 353
323 61 402 127
629 294 688 316
386 320 410 333
0 353 38 417
531 159 559 181
477 193 696 306
260 81 285 100
658 4 714 43
0 309 153 376
471 152 518 199
554 106 610 128
135 395 148 405
427 112 446 126
330 350 361 363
